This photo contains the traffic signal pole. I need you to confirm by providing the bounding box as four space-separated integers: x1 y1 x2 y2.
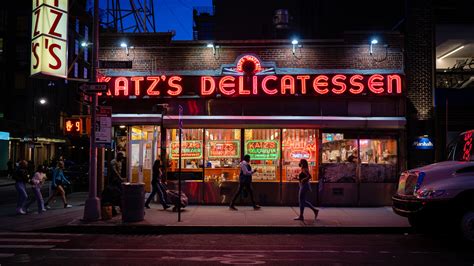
83 0 101 221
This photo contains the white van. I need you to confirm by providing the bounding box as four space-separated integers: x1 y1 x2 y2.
392 130 474 241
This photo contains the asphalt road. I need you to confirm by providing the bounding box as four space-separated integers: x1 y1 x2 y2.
0 232 473 265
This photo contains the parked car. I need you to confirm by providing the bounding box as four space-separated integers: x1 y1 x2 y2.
392 130 474 241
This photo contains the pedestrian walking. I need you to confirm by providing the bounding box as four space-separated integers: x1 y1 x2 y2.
45 161 72 209
145 159 170 210
25 165 47 213
229 154 261 211
13 160 30 215
293 159 319 221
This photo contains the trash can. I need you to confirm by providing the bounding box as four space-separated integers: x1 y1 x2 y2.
121 182 145 223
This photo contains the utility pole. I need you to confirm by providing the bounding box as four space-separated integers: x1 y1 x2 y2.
83 0 101 221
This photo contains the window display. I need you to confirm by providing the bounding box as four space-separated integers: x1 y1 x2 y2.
359 139 398 182
320 133 358 183
204 129 241 183
167 128 203 173
282 129 318 182
244 129 280 182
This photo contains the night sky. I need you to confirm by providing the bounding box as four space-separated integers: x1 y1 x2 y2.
98 0 212 40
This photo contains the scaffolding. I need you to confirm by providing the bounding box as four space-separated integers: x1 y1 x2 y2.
103 0 156 33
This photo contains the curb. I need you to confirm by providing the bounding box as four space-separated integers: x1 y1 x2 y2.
0 182 14 187
38 224 413 235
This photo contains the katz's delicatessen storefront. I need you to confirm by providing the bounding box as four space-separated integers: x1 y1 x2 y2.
98 34 406 206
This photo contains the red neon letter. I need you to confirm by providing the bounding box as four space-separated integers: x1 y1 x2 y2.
349 75 364 94
387 74 402 94
115 77 129 96
201 76 215 96
281 75 295 95
130 77 143 96
238 76 250 95
48 9 63 38
252 76 258 95
368 74 384 94
331 74 347 94
33 9 41 37
218 76 236 96
32 42 40 69
146 76 160 96
167 76 183 96
261 75 278 95
48 43 62 70
297 75 310 94
313 75 329 95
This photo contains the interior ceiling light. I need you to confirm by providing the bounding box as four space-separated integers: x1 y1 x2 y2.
437 45 464 60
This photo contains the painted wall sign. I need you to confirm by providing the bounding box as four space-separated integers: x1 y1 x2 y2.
99 60 133 69
97 73 404 98
208 140 240 158
64 118 82 135
31 0 68 78
245 140 280 160
170 140 203 159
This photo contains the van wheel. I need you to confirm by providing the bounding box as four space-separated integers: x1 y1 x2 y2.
460 211 474 242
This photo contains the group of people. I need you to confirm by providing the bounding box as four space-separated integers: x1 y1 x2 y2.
12 159 72 215
228 154 319 221
142 154 319 222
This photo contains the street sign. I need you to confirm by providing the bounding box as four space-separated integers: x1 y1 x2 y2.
99 60 132 69
80 82 108 93
95 106 112 144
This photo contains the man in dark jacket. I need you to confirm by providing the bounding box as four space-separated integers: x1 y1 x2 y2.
229 154 261 211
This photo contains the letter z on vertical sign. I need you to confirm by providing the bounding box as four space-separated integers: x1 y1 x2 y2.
31 0 68 78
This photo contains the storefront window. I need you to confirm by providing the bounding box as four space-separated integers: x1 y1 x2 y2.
320 133 358 183
359 139 398 182
282 129 318 182
204 129 241 183
166 128 203 180
244 129 280 182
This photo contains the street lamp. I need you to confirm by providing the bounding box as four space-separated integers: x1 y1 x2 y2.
39 98 47 105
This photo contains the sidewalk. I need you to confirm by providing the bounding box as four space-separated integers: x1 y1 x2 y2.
0 175 14 187
0 193 411 234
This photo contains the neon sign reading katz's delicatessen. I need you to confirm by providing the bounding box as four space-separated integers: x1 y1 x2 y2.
98 73 404 98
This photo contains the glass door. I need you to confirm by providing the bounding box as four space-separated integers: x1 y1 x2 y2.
129 126 160 192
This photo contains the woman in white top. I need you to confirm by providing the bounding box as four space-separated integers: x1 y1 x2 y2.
27 165 47 213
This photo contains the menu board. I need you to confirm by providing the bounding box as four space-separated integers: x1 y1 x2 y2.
170 140 202 159
245 140 279 160
208 140 240 158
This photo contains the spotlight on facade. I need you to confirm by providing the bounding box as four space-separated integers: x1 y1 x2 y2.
39 98 47 105
120 42 129 56
291 39 299 55
207 43 217 55
370 38 378 55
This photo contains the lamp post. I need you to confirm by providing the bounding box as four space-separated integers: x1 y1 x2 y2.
31 94 48 166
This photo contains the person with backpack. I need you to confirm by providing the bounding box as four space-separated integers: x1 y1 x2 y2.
45 161 72 209
293 159 319 221
145 159 170 210
13 160 30 215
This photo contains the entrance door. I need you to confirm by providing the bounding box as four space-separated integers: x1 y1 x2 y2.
129 126 160 192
